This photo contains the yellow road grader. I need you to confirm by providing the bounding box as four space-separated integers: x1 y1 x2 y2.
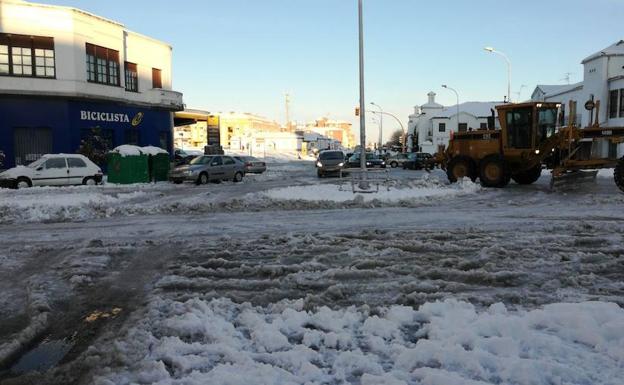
436 100 624 192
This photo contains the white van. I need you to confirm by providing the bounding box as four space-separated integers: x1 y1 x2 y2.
0 154 103 189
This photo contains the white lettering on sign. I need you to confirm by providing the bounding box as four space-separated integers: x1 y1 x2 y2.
80 110 130 123
602 130 613 136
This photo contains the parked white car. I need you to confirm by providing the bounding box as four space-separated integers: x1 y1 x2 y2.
0 154 103 189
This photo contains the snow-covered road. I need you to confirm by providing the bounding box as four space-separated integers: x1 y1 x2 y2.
1 162 623 384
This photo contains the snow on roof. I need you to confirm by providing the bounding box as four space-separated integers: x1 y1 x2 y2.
433 101 504 119
534 83 583 98
582 40 624 63
141 146 168 156
112 145 142 156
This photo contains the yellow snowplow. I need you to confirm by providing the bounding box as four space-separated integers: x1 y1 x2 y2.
435 101 624 191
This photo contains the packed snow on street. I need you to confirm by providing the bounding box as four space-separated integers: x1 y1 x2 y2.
1 160 623 385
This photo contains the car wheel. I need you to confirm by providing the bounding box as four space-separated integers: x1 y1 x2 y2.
233 172 243 183
82 176 97 186
173 180 183 185
197 172 209 185
16 177 31 189
390 161 398 168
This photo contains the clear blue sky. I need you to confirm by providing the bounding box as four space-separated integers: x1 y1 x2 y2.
38 0 623 140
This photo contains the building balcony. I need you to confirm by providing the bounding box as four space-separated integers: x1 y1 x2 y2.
144 88 184 111
0 77 184 110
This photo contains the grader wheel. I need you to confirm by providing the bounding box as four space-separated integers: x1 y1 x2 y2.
512 165 542 185
479 154 510 188
446 156 476 183
615 157 624 193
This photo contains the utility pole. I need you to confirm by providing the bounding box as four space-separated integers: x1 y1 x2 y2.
358 0 367 172
284 92 291 131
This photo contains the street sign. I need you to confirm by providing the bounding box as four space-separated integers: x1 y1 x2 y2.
584 100 595 111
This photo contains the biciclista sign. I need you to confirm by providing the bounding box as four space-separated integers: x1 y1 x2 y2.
80 110 144 126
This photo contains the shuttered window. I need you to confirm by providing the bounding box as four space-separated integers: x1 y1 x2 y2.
86 43 120 86
125 62 138 92
152 67 162 88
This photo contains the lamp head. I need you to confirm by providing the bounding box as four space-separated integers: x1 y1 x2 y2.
441 84 447 88
484 46 494 52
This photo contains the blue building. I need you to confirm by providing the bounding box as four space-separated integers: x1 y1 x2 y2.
0 0 184 169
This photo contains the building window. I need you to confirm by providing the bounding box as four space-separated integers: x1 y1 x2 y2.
620 89 624 118
0 33 54 78
125 62 138 92
86 43 120 86
458 123 468 132
34 48 55 77
480 122 488 129
609 90 619 119
438 123 446 132
124 129 140 145
152 68 162 88
159 131 170 150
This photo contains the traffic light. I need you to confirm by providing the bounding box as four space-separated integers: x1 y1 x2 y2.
355 107 360 116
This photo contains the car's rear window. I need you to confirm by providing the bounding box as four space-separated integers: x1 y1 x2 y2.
320 151 344 160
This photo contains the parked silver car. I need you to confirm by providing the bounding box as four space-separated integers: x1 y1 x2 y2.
234 156 267 174
170 155 245 185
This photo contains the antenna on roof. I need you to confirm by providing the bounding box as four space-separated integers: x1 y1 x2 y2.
515 84 527 102
560 72 574 85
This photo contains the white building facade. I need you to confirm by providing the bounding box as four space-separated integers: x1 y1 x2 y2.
407 92 502 154
0 0 183 168
531 40 624 129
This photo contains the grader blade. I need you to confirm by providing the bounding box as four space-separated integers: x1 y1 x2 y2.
550 170 598 190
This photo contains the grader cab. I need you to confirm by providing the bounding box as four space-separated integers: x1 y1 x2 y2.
440 101 624 192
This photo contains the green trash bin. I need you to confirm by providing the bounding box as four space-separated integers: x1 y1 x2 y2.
151 153 170 182
141 146 170 182
106 146 150 184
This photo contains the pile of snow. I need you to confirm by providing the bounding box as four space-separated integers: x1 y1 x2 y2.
259 178 480 203
111 145 168 157
112 145 143 157
0 186 153 223
95 298 624 385
141 146 168 156
226 150 315 163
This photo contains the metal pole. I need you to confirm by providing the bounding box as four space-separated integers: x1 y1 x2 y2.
484 47 512 103
370 110 406 151
442 85 460 132
371 102 383 153
358 0 367 172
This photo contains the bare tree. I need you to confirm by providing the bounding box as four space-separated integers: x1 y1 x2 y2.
385 129 403 148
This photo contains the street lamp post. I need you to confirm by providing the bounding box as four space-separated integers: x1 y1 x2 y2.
370 102 383 152
441 85 460 132
369 110 406 153
357 0 367 172
484 46 511 103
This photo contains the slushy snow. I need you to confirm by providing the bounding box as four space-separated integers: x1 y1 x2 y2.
95 298 624 385
259 178 480 203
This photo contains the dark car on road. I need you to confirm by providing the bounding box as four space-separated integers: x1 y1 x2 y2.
170 155 245 185
174 148 202 165
403 152 433 170
316 150 345 178
345 153 386 169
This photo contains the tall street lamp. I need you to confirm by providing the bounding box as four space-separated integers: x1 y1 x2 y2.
484 46 511 103
369 110 407 153
357 0 367 172
370 102 383 151
441 85 460 132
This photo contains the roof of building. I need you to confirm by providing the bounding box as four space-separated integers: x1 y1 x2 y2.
432 101 504 119
582 40 624 63
533 82 583 98
11 0 172 47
